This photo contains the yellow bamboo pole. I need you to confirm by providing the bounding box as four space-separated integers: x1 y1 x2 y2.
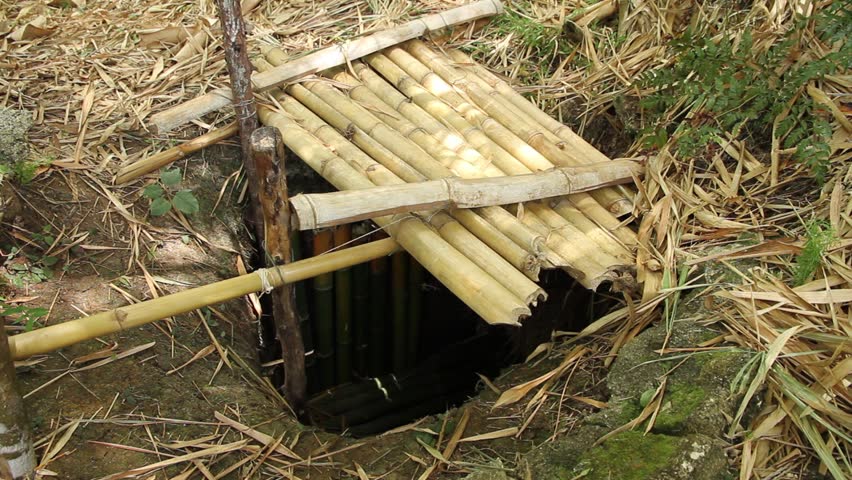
259 106 531 325
446 47 636 206
264 82 540 279
9 238 400 360
260 92 543 302
377 47 637 249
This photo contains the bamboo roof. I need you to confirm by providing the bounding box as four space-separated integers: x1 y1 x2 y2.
253 39 640 326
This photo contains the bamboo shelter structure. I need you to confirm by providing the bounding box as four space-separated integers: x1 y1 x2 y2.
246 39 639 325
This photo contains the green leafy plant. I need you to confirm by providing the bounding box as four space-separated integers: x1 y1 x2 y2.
793 220 836 286
143 168 200 217
0 299 48 331
638 4 850 183
0 156 54 185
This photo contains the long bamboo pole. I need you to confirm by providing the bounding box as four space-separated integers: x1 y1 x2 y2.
8 238 400 360
114 122 238 184
446 47 636 205
251 126 306 412
312 229 336 388
333 225 353 384
256 76 540 280
265 82 543 303
375 48 637 250
149 0 505 133
405 40 631 216
258 106 532 325
288 161 641 230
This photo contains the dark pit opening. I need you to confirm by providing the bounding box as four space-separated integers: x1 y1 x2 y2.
250 154 618 437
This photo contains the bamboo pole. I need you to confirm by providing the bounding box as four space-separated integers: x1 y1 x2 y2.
312 229 336 388
8 238 400 360
333 225 353 384
214 0 264 240
288 161 641 230
447 47 635 206
368 253 388 376
407 256 423 368
0 323 35 480
291 232 318 393
255 58 541 277
149 0 505 132
267 82 543 302
391 251 408 373
251 126 306 412
351 230 370 377
405 40 630 215
377 47 637 250
114 122 238 184
259 106 532 325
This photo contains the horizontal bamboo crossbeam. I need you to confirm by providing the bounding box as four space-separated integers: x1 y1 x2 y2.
289 161 641 230
8 238 400 360
148 0 504 133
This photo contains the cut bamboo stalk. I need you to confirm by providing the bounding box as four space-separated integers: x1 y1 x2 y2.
312 229 336 388
256 58 542 277
405 40 629 214
114 122 238 184
407 257 423 368
359 56 531 176
273 83 544 301
447 47 635 207
268 85 539 279
333 225 353 384
552 198 637 249
149 0 505 132
251 126 307 412
288 161 641 230
351 229 370 377
391 251 408 373
282 82 545 265
8 238 400 360
368 253 388 376
0 322 35 479
291 231 318 393
259 106 532 325
379 47 637 250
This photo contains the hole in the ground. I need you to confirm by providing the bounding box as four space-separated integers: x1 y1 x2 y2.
249 151 618 436
256 225 615 437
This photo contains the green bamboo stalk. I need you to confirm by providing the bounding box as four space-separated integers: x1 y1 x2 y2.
407 256 423 368
391 251 408 373
334 225 353 384
291 231 319 393
312 229 335 388
369 248 389 377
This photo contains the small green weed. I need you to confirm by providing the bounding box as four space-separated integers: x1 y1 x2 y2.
143 168 200 217
793 220 836 286
639 3 851 183
0 299 48 331
0 156 54 184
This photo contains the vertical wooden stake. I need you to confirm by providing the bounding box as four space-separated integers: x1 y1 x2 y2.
251 127 307 414
214 0 264 240
0 325 35 480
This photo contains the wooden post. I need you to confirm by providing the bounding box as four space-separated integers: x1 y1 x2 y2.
0 325 35 480
251 127 307 414
214 0 264 241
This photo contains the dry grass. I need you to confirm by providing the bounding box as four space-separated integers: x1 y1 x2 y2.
2 0 849 478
